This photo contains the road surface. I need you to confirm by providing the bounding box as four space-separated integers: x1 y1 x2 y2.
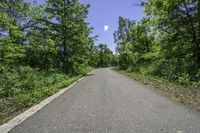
10 68 200 133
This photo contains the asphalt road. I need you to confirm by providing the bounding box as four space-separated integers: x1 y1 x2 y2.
10 68 200 133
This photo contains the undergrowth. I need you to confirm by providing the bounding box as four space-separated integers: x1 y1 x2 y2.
0 66 91 125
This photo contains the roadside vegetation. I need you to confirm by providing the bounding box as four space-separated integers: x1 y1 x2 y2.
114 0 200 108
114 0 200 87
114 68 200 109
114 0 200 107
0 0 116 125
0 67 83 124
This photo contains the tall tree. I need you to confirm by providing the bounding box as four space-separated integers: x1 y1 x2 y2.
0 0 30 65
45 0 93 73
114 16 135 69
97 44 115 67
114 0 200 83
143 0 200 66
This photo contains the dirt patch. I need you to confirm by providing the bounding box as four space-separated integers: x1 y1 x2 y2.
142 80 200 110
0 98 24 125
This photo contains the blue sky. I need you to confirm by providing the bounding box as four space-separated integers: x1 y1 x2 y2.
27 0 145 52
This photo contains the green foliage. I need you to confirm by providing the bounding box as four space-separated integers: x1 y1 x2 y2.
97 44 115 67
114 0 200 87
0 67 81 124
12 75 79 109
0 0 29 65
88 43 117 68
38 0 95 73
0 0 99 72
0 66 69 97
71 63 92 75
0 0 110 124
0 43 25 65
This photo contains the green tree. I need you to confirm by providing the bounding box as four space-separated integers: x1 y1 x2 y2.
114 0 200 85
44 0 93 73
0 0 30 66
143 0 200 80
114 16 135 69
97 44 115 67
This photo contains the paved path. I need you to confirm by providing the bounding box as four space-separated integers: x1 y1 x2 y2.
10 68 200 133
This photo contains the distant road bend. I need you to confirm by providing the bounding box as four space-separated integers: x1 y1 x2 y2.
10 68 200 133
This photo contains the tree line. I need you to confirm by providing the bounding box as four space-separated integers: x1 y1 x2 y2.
114 0 200 86
0 0 116 73
0 0 117 98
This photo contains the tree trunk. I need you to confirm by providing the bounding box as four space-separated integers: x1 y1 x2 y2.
182 0 200 64
198 1 200 65
146 38 150 52
62 0 68 70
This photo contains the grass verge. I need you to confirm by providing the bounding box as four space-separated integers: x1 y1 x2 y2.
0 66 92 125
113 68 200 110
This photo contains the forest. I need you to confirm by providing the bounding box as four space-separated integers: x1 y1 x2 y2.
0 0 116 124
114 0 200 87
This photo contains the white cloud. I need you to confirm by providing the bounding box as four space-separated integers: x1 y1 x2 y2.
104 25 109 31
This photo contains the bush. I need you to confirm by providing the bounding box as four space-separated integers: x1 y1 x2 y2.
71 63 92 75
0 66 71 97
121 57 200 87
0 65 85 124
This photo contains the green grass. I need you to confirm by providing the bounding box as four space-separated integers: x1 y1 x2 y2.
0 66 92 125
113 67 167 85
